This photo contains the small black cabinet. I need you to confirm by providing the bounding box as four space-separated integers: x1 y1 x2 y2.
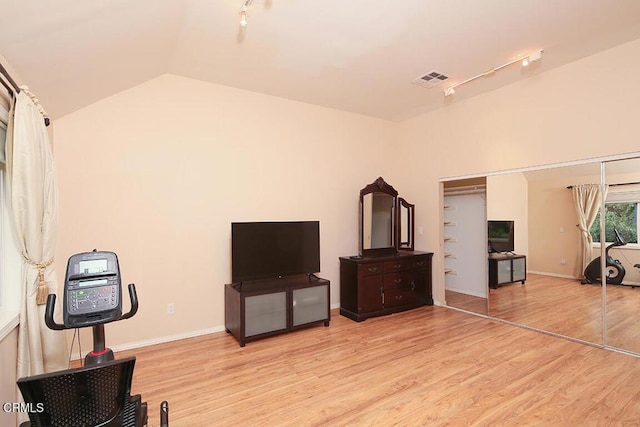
488 253 526 289
225 275 330 347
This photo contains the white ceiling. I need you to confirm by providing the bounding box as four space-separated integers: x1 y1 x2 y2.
1 0 640 122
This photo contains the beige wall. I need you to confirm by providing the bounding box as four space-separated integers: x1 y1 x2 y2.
398 37 640 305
527 170 600 278
0 328 18 427
486 173 529 255
53 74 399 350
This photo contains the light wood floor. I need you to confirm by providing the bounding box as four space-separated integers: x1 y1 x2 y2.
489 274 603 344
114 306 640 426
448 273 640 353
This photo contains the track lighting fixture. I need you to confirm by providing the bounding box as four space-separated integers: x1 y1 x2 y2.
444 49 543 97
239 0 253 28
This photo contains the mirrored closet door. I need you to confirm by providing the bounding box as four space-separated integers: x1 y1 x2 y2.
603 157 640 354
485 162 604 345
441 158 640 350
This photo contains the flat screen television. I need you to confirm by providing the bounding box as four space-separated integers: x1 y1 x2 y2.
488 220 514 253
231 221 320 282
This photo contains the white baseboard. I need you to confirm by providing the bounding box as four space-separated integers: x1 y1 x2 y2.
72 303 344 360
528 270 579 280
444 287 487 299
71 325 226 361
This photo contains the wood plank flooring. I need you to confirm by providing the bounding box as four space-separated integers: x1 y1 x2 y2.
112 306 640 426
448 273 640 353
489 274 603 344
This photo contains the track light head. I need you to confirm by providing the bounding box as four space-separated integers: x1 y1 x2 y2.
522 50 543 67
239 0 253 28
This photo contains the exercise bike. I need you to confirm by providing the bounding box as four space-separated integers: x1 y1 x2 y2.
17 250 170 426
582 228 632 286
45 250 139 365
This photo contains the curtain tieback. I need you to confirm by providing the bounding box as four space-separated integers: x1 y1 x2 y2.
22 253 55 305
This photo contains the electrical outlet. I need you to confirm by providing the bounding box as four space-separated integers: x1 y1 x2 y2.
167 303 175 315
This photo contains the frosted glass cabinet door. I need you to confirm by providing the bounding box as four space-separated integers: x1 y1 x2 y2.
292 285 328 327
497 260 512 284
512 257 526 282
245 291 287 337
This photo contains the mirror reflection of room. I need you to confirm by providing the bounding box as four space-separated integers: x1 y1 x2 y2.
486 164 604 345
362 192 395 250
445 157 640 355
604 157 640 354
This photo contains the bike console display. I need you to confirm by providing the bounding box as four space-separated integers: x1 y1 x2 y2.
63 251 122 328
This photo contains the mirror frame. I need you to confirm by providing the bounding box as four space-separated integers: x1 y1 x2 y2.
397 197 415 251
359 177 398 256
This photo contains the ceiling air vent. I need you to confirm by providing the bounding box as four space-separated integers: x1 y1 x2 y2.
411 70 450 88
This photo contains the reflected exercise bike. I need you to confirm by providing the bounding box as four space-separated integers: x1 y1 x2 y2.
582 228 638 288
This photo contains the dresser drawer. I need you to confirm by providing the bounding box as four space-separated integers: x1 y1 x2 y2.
413 256 429 269
383 259 412 273
384 288 415 308
382 272 413 290
358 262 383 276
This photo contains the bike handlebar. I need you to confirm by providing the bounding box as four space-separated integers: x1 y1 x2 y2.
44 283 139 330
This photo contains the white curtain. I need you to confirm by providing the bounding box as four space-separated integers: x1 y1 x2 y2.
6 91 66 384
572 183 608 276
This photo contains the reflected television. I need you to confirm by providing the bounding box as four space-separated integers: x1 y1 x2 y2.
488 220 514 253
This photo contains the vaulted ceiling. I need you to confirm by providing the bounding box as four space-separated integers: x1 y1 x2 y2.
1 0 640 121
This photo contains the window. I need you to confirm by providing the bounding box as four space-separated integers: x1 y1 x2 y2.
0 100 21 340
590 194 640 244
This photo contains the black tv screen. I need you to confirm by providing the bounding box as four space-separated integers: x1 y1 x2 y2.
231 221 320 282
488 220 514 253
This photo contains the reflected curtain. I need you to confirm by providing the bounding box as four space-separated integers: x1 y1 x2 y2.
7 91 66 386
572 183 608 276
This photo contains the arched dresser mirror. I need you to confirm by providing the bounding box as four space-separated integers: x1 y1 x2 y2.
339 177 432 322
397 198 415 251
360 177 398 256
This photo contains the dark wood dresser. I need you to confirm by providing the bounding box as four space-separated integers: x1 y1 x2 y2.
339 251 433 321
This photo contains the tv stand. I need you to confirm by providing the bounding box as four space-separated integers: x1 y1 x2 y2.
224 275 330 347
488 253 526 289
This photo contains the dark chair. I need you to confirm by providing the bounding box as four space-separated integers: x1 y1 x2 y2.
17 356 147 427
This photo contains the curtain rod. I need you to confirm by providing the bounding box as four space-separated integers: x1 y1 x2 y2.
566 182 640 189
0 62 50 127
